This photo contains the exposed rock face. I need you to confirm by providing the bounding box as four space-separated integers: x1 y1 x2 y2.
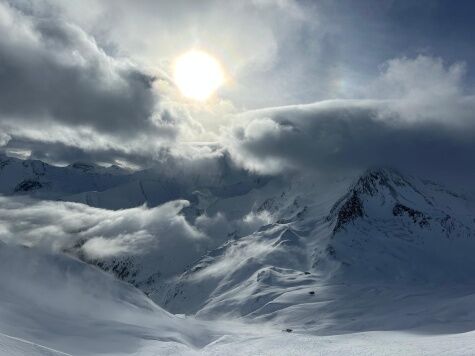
14 179 43 192
334 192 364 232
392 203 430 227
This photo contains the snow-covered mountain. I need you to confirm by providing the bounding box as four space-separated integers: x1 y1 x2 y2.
157 168 475 333
0 154 131 199
58 165 475 332
2 156 475 355
0 153 270 210
319 168 475 282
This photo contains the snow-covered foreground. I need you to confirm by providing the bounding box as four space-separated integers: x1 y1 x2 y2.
3 312 475 356
197 331 475 356
0 243 220 356
2 242 475 355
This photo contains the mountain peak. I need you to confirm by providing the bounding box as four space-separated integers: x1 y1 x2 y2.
328 167 419 233
352 167 408 197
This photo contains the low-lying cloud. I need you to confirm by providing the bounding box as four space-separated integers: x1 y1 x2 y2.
0 196 203 258
195 210 272 240
0 194 274 278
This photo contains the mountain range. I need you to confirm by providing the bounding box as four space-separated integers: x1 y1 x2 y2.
1 155 475 355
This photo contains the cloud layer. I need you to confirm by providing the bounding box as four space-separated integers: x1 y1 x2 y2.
0 196 203 258
224 56 475 185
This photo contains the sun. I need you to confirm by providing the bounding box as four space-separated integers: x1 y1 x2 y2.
173 50 225 101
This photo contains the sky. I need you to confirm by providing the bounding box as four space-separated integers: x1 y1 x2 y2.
0 0 474 185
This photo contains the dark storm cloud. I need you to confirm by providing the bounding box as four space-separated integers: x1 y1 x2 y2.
0 2 162 135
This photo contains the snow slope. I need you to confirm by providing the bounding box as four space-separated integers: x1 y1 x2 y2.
0 242 220 356
3 241 475 356
188 330 475 355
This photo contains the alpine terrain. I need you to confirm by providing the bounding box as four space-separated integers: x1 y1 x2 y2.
1 155 475 355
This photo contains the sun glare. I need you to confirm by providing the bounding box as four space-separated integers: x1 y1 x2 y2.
173 50 225 101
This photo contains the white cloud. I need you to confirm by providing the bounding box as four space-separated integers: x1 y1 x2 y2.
368 55 474 123
373 56 465 99
0 196 204 259
13 0 325 109
195 210 272 240
0 193 275 279
0 133 10 147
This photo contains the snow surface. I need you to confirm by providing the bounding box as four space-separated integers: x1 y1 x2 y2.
0 243 224 356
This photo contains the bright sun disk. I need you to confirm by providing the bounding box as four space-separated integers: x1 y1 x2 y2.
173 50 225 101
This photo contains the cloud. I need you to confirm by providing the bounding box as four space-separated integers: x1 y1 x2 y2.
24 0 326 109
2 125 174 167
0 2 161 133
224 56 475 185
2 0 475 186
367 55 474 123
195 210 272 240
0 196 204 259
0 192 275 278
0 133 10 147
372 56 465 99
0 1 203 166
45 0 304 71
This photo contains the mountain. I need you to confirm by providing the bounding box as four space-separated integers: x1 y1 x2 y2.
0 153 269 210
51 163 475 334
0 154 131 199
71 170 280 302
3 156 475 354
320 168 475 282
157 168 475 334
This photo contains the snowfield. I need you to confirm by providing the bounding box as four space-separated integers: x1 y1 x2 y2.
1 156 475 355
0 243 221 356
